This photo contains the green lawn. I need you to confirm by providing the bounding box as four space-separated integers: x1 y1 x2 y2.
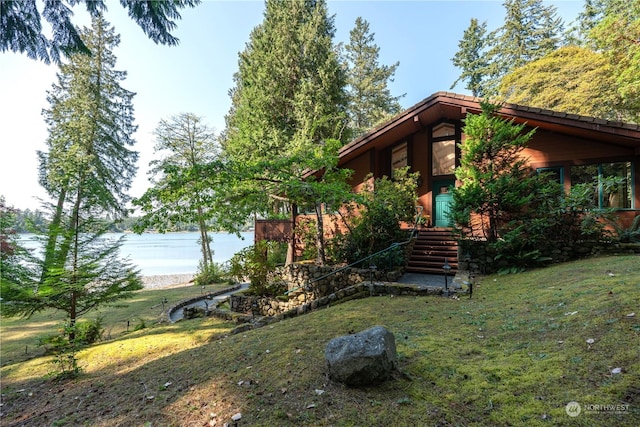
1 255 639 426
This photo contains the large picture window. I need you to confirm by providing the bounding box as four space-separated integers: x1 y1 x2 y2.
432 123 456 176
571 162 633 209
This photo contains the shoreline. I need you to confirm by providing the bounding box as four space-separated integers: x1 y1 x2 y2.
141 274 195 290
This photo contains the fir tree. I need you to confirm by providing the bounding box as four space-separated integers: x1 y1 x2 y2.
222 0 350 264
1 15 142 340
485 0 564 95
344 17 403 137
451 18 490 97
0 0 200 64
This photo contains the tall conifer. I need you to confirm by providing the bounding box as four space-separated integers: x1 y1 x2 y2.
451 18 490 97
344 17 403 137
2 15 142 336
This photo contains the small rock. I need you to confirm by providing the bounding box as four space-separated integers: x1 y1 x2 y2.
586 338 595 344
306 403 316 409
611 367 622 374
231 412 242 421
314 389 325 395
626 313 635 318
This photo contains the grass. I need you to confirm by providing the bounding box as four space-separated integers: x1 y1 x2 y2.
1 255 639 426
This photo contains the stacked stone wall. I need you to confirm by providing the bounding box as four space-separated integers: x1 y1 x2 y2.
229 263 404 316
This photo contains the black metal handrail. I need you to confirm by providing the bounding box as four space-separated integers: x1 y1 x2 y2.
284 206 424 295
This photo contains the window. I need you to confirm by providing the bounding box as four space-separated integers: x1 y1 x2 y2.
571 162 633 209
391 141 408 177
432 123 457 176
536 166 564 184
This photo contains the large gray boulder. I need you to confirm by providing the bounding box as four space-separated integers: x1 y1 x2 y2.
325 325 397 386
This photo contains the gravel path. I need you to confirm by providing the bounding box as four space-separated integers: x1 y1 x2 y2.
141 274 195 290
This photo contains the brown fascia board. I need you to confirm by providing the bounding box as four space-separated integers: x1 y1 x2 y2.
338 92 475 161
334 92 640 168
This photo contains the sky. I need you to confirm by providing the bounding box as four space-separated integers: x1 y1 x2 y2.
0 0 585 211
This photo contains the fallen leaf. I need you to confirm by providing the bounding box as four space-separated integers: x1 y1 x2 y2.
315 389 325 395
626 313 635 318
306 403 316 409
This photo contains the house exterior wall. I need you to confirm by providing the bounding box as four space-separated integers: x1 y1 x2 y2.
256 93 639 246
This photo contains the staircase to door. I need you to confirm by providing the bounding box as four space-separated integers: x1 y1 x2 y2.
406 228 458 274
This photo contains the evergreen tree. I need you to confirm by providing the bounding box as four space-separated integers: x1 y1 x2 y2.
485 0 564 95
223 0 347 163
590 0 640 122
133 113 219 269
451 102 536 242
0 197 37 296
565 0 604 46
1 15 142 338
502 0 639 123
344 17 403 136
451 18 491 97
222 0 349 264
1 0 200 64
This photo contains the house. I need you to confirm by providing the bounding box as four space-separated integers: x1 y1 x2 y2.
256 92 640 272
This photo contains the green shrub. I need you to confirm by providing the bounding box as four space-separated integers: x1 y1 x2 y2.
329 167 418 270
228 240 287 296
194 260 231 287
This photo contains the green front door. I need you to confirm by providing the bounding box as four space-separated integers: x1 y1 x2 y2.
433 180 455 227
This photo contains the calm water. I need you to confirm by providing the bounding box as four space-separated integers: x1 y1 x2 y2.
19 231 254 276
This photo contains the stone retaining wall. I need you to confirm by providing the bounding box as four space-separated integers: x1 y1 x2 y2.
229 281 443 318
230 263 404 316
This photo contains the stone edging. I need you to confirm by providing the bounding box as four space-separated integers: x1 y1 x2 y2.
162 284 242 323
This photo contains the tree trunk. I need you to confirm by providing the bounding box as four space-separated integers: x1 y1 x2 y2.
315 203 326 265
40 187 68 284
197 206 212 269
68 185 82 342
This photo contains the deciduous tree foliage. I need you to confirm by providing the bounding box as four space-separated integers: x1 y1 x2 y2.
500 0 639 123
1 16 142 337
590 0 640 122
499 46 619 119
133 113 220 269
344 17 403 137
0 0 200 64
